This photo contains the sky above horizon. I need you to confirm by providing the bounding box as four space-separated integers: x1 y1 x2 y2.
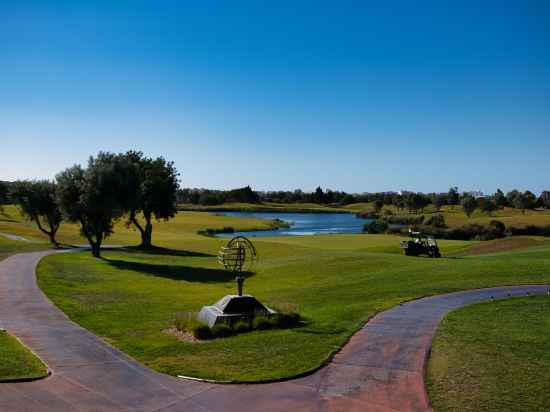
1 1 549 194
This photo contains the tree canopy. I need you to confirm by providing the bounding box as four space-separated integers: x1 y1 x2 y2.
10 180 62 245
56 154 127 257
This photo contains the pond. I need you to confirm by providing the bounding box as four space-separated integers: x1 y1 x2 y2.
218 212 373 237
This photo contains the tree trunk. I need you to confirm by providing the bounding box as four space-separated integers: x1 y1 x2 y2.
91 242 101 258
142 217 153 249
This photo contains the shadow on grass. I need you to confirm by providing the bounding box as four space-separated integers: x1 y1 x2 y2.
105 258 253 283
122 245 214 258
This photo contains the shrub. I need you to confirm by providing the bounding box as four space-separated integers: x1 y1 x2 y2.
174 312 200 332
252 317 275 330
211 324 235 338
487 220 506 238
364 221 389 234
274 312 301 329
424 214 446 228
193 325 213 340
233 321 250 333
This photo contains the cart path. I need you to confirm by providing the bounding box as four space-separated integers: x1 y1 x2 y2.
1 250 548 412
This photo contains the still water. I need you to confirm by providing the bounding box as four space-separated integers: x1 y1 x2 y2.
218 212 373 237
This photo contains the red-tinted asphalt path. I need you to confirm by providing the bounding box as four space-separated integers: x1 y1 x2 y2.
1 250 548 412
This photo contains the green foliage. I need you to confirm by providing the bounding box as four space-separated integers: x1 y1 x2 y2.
461 195 478 217
122 151 180 248
193 325 213 340
211 324 235 338
10 180 62 245
233 321 250 333
174 312 200 332
252 316 275 330
56 153 129 257
425 214 446 228
364 220 389 234
274 312 301 328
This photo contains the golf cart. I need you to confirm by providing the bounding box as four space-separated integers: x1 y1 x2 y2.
400 230 441 258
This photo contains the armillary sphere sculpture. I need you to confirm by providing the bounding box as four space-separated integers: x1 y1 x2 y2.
218 236 257 296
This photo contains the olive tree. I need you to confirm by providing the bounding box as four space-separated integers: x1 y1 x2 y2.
11 180 62 245
461 195 478 218
121 151 179 248
56 153 127 257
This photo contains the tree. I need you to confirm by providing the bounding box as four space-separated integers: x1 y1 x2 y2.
493 189 507 209
0 181 8 214
11 180 62 245
372 199 384 214
540 191 550 209
313 186 325 203
56 153 127 257
433 194 447 211
447 187 459 209
122 152 180 248
513 191 537 214
478 198 497 216
461 195 477 218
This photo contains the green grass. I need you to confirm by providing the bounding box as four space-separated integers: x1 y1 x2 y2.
0 236 50 262
427 296 550 411
36 230 550 381
0 330 48 382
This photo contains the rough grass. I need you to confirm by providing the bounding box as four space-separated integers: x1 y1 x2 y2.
0 331 48 382
37 231 550 381
427 296 550 411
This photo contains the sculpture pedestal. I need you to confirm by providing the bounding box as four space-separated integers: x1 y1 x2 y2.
197 294 276 328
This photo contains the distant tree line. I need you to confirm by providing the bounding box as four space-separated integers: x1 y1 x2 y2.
5 152 179 257
176 184 550 216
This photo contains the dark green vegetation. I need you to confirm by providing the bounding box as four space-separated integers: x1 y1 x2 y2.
175 311 301 340
10 180 62 245
37 231 550 381
0 330 48 382
428 296 550 411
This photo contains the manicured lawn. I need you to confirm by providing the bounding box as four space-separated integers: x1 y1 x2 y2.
0 331 48 382
0 236 49 262
427 296 550 411
37 233 550 381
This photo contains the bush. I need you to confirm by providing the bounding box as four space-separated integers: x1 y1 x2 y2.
193 325 213 340
487 220 506 238
424 214 446 228
211 324 235 338
233 321 250 333
174 312 200 332
364 221 389 234
508 225 550 237
274 312 301 329
252 317 275 330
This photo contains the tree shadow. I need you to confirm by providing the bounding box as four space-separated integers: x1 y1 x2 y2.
105 258 254 283
122 245 214 258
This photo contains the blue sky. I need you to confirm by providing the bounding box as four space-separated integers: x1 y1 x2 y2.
1 1 549 194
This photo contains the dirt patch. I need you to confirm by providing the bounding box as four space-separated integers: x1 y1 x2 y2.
465 237 547 256
163 328 202 343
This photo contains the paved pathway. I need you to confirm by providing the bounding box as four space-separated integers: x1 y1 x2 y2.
0 250 548 411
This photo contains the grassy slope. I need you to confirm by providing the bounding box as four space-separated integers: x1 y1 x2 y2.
37 232 550 381
427 296 550 411
0 331 48 382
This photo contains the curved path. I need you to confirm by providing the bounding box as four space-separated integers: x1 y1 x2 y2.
0 250 548 412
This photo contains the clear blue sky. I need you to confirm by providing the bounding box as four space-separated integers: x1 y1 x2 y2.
1 1 549 194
